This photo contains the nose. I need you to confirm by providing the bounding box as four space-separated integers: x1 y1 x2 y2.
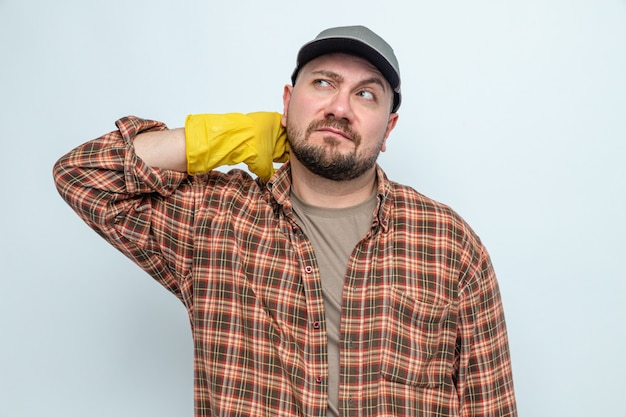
324 89 354 122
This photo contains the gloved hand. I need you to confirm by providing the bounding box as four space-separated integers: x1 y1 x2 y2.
185 112 289 181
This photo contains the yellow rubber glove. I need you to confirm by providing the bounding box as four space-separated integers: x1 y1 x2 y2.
185 112 289 181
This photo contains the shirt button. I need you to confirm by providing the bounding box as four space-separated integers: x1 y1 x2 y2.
313 321 321 329
304 265 313 273
316 376 323 383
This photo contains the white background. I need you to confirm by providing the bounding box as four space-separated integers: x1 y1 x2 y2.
1 1 625 416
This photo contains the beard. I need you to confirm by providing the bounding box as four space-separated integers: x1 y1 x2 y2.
286 117 384 181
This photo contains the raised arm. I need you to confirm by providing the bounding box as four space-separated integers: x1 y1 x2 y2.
53 116 194 298
133 127 187 172
129 112 289 177
184 112 289 181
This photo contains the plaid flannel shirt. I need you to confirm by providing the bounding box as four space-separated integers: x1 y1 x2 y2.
54 116 517 417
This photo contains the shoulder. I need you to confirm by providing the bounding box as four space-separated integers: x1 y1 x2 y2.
387 180 495 293
387 180 484 249
190 168 265 197
188 168 273 213
388 180 463 224
376 167 460 223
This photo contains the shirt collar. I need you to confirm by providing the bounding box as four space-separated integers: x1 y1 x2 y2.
267 162 393 233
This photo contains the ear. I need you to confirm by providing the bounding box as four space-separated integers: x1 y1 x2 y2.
281 85 293 127
380 113 399 152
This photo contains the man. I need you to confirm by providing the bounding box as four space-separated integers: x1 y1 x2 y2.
54 26 517 416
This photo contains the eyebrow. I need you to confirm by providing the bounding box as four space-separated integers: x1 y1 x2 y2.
310 70 388 93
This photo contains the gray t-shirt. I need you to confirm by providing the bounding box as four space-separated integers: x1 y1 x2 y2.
291 191 378 417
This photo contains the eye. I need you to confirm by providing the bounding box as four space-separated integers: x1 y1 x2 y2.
357 89 375 100
313 79 332 88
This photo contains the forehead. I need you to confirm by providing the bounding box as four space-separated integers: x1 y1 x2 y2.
299 52 388 85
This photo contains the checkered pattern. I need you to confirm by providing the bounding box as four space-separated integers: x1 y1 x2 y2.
54 116 517 417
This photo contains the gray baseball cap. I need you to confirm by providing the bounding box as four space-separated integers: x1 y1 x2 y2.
291 25 402 112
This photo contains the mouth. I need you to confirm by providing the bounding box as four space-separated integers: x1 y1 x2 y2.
316 127 353 142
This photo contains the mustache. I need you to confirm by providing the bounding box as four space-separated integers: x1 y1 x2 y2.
305 118 361 145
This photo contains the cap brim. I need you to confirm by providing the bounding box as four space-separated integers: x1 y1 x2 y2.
297 37 400 90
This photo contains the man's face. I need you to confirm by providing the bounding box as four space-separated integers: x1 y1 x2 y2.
282 53 399 181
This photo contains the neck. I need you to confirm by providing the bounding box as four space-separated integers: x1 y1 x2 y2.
289 155 378 209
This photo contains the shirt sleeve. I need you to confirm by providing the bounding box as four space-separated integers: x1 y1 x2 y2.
456 241 518 416
53 116 196 303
